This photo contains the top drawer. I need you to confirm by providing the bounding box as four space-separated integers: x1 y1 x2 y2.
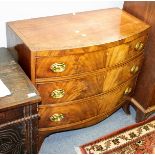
106 35 147 67
36 50 106 78
36 35 147 78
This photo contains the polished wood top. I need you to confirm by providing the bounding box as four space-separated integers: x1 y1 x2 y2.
0 48 41 111
7 8 150 52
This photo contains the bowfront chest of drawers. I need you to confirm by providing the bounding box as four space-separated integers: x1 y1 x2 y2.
6 8 150 148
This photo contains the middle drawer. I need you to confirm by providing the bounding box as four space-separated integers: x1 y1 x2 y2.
104 54 144 91
37 72 106 104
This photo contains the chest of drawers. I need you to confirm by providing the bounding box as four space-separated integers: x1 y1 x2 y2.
6 8 150 149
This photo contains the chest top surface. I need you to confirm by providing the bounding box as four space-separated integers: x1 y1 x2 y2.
7 8 149 51
0 48 41 111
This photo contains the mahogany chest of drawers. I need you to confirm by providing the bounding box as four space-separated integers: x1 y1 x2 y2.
6 8 150 149
0 48 41 153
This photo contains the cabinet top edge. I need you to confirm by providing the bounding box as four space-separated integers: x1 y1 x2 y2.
7 8 150 52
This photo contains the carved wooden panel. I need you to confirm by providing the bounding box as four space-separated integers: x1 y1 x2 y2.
0 124 25 154
0 105 39 154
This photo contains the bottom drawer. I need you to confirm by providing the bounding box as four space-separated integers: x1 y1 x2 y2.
39 77 137 129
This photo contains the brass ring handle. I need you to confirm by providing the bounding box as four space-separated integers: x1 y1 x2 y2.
135 42 144 51
124 87 132 95
49 114 64 122
50 63 66 73
130 65 139 74
51 89 65 98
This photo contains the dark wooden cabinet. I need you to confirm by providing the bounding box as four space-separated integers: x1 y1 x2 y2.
123 2 155 122
0 48 41 153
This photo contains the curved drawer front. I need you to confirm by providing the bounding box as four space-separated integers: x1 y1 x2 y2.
36 50 107 78
37 54 143 105
106 35 146 67
39 97 105 128
36 36 147 78
39 77 137 129
104 54 144 91
37 73 106 104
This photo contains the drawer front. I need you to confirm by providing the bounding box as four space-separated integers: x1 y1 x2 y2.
37 73 106 104
39 77 137 129
36 50 107 78
106 35 147 67
104 54 144 91
39 97 106 128
104 77 137 113
36 36 147 78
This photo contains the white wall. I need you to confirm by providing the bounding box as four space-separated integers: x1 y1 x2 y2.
0 0 124 47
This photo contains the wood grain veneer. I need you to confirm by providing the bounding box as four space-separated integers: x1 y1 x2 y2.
39 76 137 129
6 8 150 150
37 71 106 104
